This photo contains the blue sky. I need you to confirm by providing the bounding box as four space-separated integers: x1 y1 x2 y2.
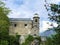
3 0 60 33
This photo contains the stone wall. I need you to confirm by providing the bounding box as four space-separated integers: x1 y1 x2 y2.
9 20 32 35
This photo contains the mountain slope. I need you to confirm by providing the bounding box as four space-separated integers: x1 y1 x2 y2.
40 29 56 37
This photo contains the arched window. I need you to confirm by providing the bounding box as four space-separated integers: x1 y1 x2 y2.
35 19 37 22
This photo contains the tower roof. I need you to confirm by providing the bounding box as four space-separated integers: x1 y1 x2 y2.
34 13 39 17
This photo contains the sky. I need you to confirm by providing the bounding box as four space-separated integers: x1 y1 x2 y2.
3 0 60 33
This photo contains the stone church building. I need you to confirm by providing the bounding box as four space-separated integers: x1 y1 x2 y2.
9 13 40 37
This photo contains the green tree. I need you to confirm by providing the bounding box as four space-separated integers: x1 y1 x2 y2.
0 0 20 45
0 0 10 39
45 0 60 45
22 35 34 45
8 35 20 45
22 35 41 45
0 0 10 45
0 40 9 45
45 37 53 45
34 36 41 45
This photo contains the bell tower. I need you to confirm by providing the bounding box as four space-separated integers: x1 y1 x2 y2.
32 13 40 36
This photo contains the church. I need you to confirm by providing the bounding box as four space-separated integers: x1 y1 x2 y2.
9 13 40 37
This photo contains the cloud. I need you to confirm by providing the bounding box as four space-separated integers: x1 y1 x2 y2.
45 0 60 4
3 0 59 33
51 0 60 4
3 0 60 18
40 21 58 33
3 0 45 18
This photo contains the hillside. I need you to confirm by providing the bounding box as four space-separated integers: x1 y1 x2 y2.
40 29 56 37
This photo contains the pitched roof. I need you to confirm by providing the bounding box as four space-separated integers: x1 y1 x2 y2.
9 18 32 21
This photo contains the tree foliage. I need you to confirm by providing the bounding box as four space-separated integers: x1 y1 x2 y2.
22 35 34 45
22 35 41 45
45 37 53 45
0 0 20 45
0 0 10 38
45 0 60 45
